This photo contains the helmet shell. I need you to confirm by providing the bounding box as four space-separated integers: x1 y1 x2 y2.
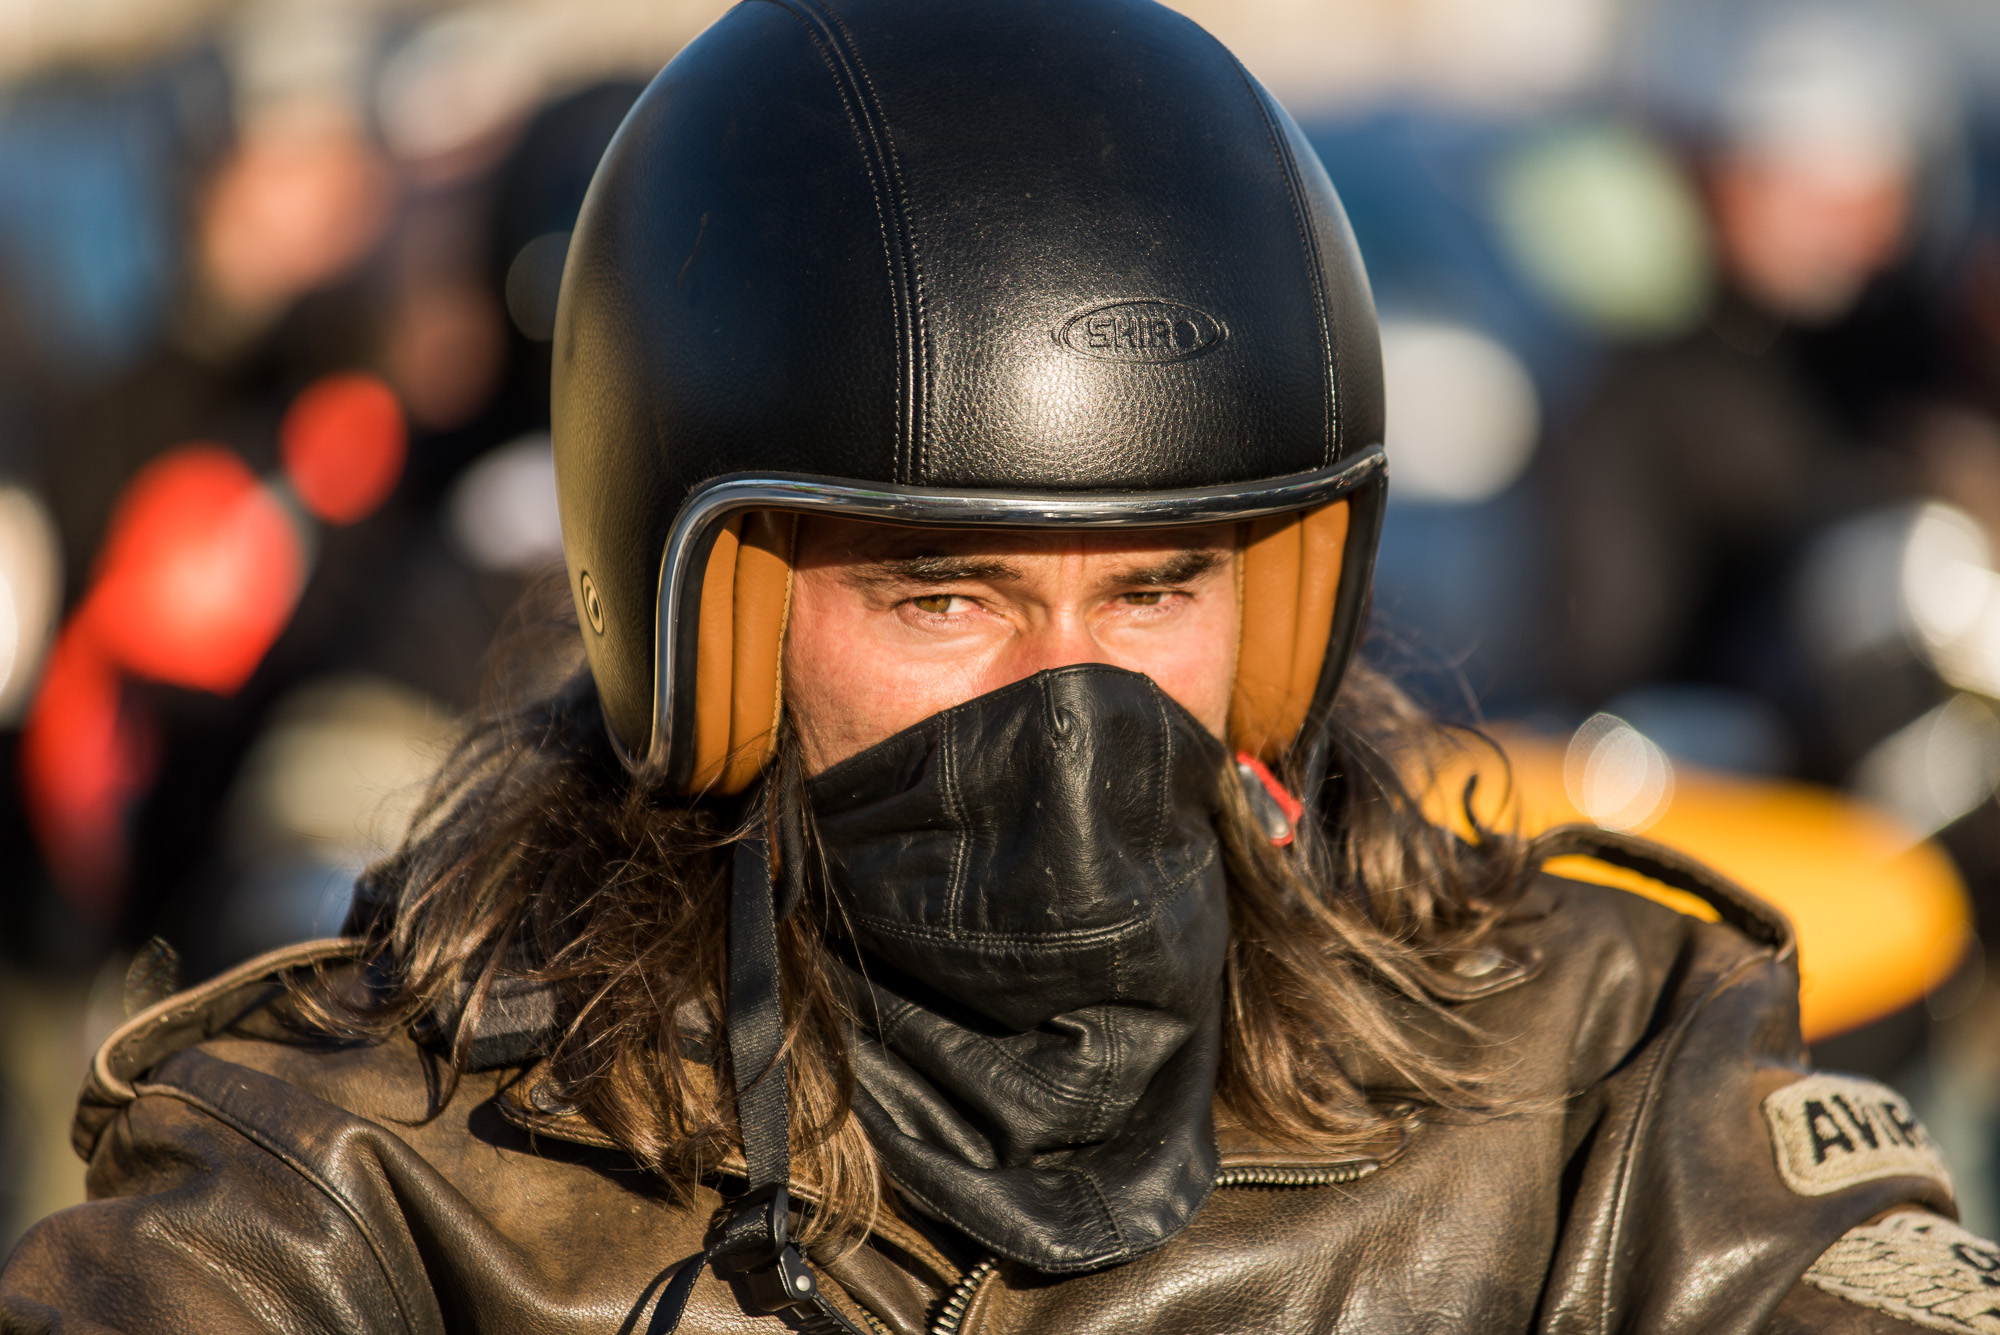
554 0 1384 768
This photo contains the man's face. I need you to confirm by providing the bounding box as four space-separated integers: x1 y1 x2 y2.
1708 147 1913 322
783 517 1238 773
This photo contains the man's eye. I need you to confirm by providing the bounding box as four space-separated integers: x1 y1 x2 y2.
1123 591 1168 606
911 594 957 614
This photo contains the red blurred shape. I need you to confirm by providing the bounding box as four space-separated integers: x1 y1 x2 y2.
281 373 408 524
84 444 306 695
20 625 155 920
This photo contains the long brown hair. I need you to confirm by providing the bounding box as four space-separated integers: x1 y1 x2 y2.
330 578 1527 1247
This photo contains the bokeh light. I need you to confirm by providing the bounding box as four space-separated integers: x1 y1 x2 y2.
279 373 408 525
1853 694 2000 842
0 487 63 723
20 626 153 917
83 444 305 695
1379 318 1540 505
446 433 563 574
1493 122 1712 336
1563 712 1676 833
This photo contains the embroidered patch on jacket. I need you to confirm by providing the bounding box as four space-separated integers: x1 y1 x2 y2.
1764 1073 1953 1197
1804 1213 2000 1333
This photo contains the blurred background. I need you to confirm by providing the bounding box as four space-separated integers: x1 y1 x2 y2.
3 0 2000 1253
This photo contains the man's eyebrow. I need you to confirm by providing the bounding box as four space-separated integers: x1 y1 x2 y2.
842 554 1025 588
1111 548 1229 586
837 545 1228 589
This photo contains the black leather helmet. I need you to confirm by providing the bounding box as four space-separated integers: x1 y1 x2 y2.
552 0 1386 793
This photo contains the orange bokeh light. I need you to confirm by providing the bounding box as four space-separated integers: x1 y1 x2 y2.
83 445 306 695
280 373 409 525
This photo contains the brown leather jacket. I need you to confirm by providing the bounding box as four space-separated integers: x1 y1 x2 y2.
0 865 1975 1335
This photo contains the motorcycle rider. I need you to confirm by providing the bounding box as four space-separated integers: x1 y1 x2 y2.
2 2 1985 1331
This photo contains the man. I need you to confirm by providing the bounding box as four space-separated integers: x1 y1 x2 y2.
1 2 1987 1332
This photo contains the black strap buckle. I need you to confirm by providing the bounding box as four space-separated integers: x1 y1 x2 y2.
737 1241 822 1314
714 1184 822 1312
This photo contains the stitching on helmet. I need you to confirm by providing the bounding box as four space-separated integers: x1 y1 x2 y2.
1232 62 1339 469
812 0 933 486
758 0 923 484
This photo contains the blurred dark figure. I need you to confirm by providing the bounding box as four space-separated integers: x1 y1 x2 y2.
1545 4 1968 782
0 59 643 984
134 79 646 983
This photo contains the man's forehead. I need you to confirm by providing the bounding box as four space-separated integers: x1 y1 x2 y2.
793 514 1235 562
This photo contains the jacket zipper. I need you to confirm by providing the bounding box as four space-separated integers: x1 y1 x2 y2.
929 1257 998 1335
917 1164 1374 1335
1213 1161 1379 1188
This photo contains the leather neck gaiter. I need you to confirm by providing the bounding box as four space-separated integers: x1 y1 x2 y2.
805 664 1231 1274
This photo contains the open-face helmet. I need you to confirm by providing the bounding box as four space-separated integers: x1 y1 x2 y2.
552 0 1386 793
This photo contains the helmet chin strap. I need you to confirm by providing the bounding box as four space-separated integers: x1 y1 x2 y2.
652 801 868 1335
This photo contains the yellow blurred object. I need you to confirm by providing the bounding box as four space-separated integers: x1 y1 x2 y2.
1430 729 1974 1041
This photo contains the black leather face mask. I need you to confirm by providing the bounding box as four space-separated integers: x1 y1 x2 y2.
805 663 1231 1274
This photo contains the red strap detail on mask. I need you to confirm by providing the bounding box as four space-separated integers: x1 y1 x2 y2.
1234 751 1305 847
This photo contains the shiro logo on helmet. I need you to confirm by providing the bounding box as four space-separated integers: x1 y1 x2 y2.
1059 300 1225 362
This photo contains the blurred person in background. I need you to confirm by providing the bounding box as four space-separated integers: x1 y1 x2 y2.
0 0 646 1257
1545 2 1965 780
3 4 1994 1333
11 3 646 984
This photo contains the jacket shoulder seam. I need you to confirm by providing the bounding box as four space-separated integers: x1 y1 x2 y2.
1587 948 1776 1335
129 1071 427 1335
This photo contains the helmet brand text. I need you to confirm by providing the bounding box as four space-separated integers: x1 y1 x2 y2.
1058 301 1225 362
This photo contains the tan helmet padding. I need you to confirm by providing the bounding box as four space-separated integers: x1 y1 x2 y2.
1228 500 1349 762
686 502 1345 793
689 511 797 793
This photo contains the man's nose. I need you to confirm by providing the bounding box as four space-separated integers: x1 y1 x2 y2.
1002 609 1110 681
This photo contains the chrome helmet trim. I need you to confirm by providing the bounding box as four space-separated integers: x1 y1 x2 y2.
634 443 1388 784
